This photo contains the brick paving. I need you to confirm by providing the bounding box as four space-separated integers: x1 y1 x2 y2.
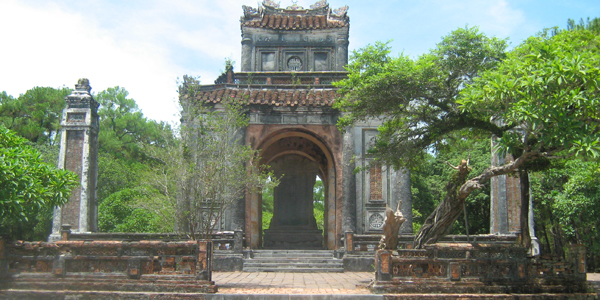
213 272 374 294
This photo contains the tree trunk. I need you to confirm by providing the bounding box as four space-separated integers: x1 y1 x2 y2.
413 161 471 249
413 151 535 249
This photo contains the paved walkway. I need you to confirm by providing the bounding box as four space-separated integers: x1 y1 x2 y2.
213 272 600 295
213 272 374 294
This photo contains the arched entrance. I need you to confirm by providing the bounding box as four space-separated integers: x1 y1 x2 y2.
246 128 339 250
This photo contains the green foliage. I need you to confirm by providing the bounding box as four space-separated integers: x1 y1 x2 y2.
531 158 600 270
93 86 176 233
261 181 274 231
567 17 600 34
0 87 70 144
313 179 325 231
459 28 600 159
0 125 77 239
174 78 278 239
334 27 507 169
96 87 172 162
98 188 170 233
411 137 491 235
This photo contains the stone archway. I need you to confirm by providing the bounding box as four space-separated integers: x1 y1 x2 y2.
245 127 340 250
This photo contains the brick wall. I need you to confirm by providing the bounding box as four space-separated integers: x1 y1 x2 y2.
61 130 84 229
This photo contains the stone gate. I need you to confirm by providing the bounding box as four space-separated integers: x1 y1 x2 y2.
180 0 414 250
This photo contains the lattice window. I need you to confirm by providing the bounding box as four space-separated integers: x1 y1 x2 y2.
370 166 383 200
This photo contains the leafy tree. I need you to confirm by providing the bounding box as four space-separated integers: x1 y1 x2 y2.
335 25 600 248
98 188 170 233
567 17 600 34
411 137 491 235
261 181 274 232
335 27 507 169
0 125 77 240
176 76 276 239
531 158 600 270
96 87 172 162
312 179 325 231
93 87 175 232
0 87 70 145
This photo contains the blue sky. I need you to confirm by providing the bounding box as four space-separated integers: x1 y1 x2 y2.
1 0 598 125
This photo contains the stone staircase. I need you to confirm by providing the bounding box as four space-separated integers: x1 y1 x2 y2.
243 250 343 272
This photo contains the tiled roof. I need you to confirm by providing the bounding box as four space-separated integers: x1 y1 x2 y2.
242 14 347 30
192 86 339 107
241 1 349 31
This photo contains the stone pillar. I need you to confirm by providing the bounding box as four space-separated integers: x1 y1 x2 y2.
341 129 356 233
528 184 541 256
489 137 521 235
49 79 99 241
335 33 349 71
241 33 253 71
391 169 413 234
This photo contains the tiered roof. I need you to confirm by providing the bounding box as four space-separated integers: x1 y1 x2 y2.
241 0 349 30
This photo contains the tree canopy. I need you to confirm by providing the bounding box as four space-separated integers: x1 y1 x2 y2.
0 125 77 238
335 24 600 248
0 87 71 145
335 27 508 169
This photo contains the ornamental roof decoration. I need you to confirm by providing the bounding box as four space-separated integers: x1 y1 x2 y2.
241 0 349 30
189 86 338 107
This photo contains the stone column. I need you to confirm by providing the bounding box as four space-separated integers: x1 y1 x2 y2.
489 137 521 235
341 129 356 233
49 79 99 241
391 168 413 234
335 33 349 71
241 33 253 71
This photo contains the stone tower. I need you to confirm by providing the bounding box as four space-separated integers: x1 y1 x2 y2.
49 79 99 241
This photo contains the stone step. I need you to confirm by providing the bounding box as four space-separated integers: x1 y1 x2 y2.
243 250 342 272
243 267 344 273
251 250 334 258
244 262 343 268
3 290 597 300
246 258 342 264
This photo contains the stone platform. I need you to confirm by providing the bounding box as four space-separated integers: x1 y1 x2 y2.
1 272 599 299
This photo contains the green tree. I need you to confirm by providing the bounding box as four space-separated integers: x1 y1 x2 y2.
96 87 172 162
0 87 70 145
335 25 600 248
93 87 175 232
532 158 600 270
0 125 77 240
98 188 170 233
176 76 276 239
411 137 491 235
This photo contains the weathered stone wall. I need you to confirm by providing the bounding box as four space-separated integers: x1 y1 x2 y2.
350 121 413 235
0 237 216 293
374 243 588 295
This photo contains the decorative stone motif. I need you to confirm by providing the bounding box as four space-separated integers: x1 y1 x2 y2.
310 0 328 9
287 56 302 71
263 0 280 8
368 213 385 230
369 166 383 200
333 5 349 16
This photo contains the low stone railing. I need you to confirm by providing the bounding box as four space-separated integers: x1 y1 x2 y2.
62 226 244 254
373 243 588 294
343 230 518 253
0 233 217 293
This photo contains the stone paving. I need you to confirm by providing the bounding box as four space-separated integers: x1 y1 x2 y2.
212 272 600 296
213 272 374 294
